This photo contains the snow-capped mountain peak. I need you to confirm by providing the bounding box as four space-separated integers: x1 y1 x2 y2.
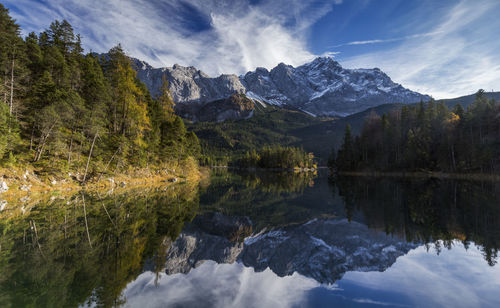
132 56 430 120
242 56 430 116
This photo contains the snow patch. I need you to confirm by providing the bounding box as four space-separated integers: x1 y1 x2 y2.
300 109 317 117
246 91 267 108
244 230 289 246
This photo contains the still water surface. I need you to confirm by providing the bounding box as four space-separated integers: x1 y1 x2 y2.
0 170 499 307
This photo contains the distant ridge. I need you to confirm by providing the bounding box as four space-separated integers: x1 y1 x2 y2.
441 91 500 109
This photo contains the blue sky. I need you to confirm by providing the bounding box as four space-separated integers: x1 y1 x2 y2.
3 0 500 98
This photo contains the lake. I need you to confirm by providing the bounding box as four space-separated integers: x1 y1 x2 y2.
0 170 499 307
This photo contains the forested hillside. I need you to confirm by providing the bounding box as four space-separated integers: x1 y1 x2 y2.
331 90 500 174
0 4 199 182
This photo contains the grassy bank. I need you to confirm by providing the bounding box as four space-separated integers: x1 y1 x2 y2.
0 159 205 207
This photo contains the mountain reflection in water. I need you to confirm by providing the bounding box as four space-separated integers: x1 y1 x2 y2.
0 170 499 307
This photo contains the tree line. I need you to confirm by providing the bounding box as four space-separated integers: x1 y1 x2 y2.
0 4 200 179
234 145 315 169
330 90 500 174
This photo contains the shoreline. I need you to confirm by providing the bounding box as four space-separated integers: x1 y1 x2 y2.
0 165 208 206
210 166 318 172
335 171 500 181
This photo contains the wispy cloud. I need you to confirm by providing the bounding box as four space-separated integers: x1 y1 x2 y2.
4 0 500 98
340 0 500 98
331 31 442 48
3 0 340 76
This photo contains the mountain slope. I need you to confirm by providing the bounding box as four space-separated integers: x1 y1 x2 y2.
442 91 500 109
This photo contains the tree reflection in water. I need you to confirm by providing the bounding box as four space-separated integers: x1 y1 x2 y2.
0 184 199 307
332 176 500 266
1 172 499 308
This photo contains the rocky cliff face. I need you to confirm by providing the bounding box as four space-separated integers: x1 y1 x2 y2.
132 59 246 104
132 57 430 120
242 57 430 116
161 213 418 284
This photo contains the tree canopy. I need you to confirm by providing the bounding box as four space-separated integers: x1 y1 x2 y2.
0 4 200 179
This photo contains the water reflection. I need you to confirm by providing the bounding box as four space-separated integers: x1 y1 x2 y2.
123 242 500 308
0 171 499 307
333 176 500 266
0 184 199 307
164 213 416 284
199 169 340 230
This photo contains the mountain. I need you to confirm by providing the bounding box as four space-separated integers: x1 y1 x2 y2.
242 57 430 116
131 58 246 103
131 57 430 120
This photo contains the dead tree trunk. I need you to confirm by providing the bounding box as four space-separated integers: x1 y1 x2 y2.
67 127 74 168
83 132 98 183
2 73 7 103
30 123 35 151
451 143 457 172
82 194 93 248
34 124 55 162
97 147 120 183
9 58 14 116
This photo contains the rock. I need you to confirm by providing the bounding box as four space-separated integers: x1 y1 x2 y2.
108 178 115 185
0 181 8 193
19 184 31 192
51 179 57 185
168 177 178 183
20 196 30 203
131 58 246 105
242 57 430 116
0 200 7 211
74 172 83 181
132 56 430 120
119 181 127 187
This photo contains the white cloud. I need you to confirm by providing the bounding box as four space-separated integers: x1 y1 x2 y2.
340 0 500 98
4 0 337 76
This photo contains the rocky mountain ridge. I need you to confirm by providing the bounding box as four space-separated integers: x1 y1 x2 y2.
132 57 430 120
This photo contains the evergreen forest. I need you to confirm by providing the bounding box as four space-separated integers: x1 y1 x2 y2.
0 4 200 181
331 91 500 174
